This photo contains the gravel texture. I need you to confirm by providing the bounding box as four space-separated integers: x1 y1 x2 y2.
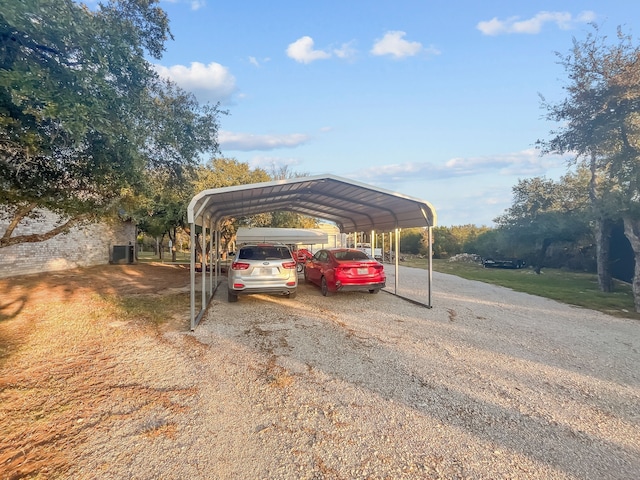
64 266 640 479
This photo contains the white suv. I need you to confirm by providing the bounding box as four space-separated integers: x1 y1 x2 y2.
227 244 298 302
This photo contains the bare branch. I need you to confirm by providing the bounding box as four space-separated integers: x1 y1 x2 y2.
0 213 90 248
1 202 37 242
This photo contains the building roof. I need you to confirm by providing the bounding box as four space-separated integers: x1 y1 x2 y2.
187 174 437 233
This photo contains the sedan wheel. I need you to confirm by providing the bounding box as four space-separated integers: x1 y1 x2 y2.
321 276 329 296
369 289 380 294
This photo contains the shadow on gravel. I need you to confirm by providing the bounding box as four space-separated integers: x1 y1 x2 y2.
198 281 640 479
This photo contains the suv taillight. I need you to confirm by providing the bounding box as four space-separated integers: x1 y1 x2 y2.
282 261 297 269
231 262 250 270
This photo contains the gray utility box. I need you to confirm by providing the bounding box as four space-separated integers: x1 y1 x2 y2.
112 245 134 264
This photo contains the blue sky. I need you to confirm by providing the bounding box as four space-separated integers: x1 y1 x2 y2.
145 1 637 226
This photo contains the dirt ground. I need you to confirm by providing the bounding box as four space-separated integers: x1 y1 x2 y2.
1 262 639 479
0 263 193 479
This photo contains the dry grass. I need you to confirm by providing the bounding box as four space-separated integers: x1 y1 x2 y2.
0 263 192 479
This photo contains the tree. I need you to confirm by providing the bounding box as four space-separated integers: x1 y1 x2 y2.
430 227 456 258
494 171 592 273
428 224 492 258
538 25 640 306
135 166 195 261
397 228 423 255
465 228 505 260
189 158 271 255
265 165 319 229
0 0 221 247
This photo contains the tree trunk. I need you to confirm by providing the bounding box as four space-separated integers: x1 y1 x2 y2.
588 150 613 292
170 227 177 262
534 238 552 274
595 218 613 292
622 215 640 313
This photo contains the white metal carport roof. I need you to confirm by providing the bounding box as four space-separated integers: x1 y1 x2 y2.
187 174 437 232
187 174 438 329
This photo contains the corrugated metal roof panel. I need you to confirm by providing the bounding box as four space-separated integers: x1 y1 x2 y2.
187 174 437 232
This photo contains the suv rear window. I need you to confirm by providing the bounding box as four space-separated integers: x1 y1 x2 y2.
239 246 292 261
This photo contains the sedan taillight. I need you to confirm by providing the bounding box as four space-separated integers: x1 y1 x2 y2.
282 261 297 269
231 262 250 270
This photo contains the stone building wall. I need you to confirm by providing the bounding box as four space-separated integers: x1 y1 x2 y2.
0 210 136 278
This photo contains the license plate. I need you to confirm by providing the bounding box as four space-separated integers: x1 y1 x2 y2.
257 268 273 275
357 267 369 275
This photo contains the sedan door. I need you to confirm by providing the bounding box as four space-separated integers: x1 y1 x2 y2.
305 250 328 284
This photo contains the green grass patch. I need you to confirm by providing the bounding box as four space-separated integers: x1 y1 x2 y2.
399 257 638 320
136 250 192 263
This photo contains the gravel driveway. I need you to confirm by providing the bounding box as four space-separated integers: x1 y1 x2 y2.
68 266 640 479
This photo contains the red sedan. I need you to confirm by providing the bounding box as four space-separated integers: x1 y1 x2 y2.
304 248 386 296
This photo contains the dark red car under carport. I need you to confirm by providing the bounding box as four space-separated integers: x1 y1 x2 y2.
303 248 386 296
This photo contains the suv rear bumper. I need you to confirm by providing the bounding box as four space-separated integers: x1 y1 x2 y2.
230 286 297 296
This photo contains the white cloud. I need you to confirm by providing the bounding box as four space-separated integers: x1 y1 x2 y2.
248 56 270 67
162 0 206 10
370 31 428 59
353 149 567 183
443 149 564 175
286 36 331 64
477 10 597 36
431 187 514 226
219 131 311 151
153 62 237 104
341 150 573 226
333 41 358 60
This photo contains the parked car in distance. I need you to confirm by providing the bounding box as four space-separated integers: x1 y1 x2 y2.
295 247 314 272
227 243 298 302
483 258 526 269
304 248 386 296
296 248 313 262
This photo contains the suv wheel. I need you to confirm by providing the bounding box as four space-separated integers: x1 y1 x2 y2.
227 290 238 302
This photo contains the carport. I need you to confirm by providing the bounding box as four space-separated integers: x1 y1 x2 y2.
187 174 437 330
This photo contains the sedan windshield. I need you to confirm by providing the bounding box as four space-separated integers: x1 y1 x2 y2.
333 250 370 261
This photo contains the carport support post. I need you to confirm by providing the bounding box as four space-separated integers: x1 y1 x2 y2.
371 230 375 258
428 226 433 307
190 222 196 330
201 220 206 310
214 229 219 294
394 228 400 293
209 225 214 297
